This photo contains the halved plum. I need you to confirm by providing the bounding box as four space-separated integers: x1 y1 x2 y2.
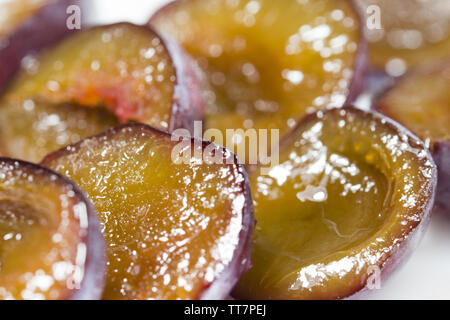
0 158 105 300
357 0 450 75
0 100 118 163
233 107 436 299
41 124 254 300
2 22 205 133
150 0 367 155
0 0 77 94
376 61 450 213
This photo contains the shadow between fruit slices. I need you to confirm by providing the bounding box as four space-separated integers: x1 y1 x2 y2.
0 158 105 300
41 123 255 300
375 61 450 214
233 107 436 300
150 0 367 159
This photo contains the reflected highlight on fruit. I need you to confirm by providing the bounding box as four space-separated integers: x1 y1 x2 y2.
151 0 366 154
234 107 436 299
42 124 254 300
357 0 450 75
376 61 450 214
0 158 105 300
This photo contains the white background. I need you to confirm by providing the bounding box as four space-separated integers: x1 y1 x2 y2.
85 0 450 300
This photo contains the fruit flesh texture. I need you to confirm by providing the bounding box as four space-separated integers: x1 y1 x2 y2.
357 0 450 75
3 23 177 130
377 62 450 145
151 0 362 154
233 108 436 299
42 124 250 300
0 160 91 300
0 100 118 162
0 0 49 39
376 62 450 214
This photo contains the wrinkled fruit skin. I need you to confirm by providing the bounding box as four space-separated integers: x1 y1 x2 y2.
233 107 437 300
0 0 78 94
0 158 105 300
42 123 255 300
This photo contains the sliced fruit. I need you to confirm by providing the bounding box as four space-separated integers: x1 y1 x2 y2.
42 124 254 300
150 0 366 155
376 62 450 145
3 22 205 132
0 100 118 163
376 61 450 213
233 107 436 299
357 0 450 75
0 158 105 300
0 0 76 94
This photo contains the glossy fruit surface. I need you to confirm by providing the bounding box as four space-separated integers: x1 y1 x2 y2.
3 22 204 132
0 100 118 163
150 0 366 152
42 124 254 300
376 62 450 144
233 107 436 299
357 0 450 75
0 158 105 300
376 61 450 214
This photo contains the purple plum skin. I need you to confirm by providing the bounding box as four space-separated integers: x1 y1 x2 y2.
0 0 80 95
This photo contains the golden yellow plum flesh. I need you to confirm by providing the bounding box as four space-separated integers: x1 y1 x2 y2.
0 100 118 162
376 61 450 215
377 62 450 144
233 107 436 299
357 0 450 75
3 23 204 132
0 158 105 300
150 0 366 151
42 124 254 300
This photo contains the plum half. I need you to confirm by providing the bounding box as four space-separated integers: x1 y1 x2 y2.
2 22 205 134
0 158 105 300
233 107 436 300
357 0 450 75
376 61 450 214
41 124 254 300
150 0 367 155
0 22 206 162
0 0 77 94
